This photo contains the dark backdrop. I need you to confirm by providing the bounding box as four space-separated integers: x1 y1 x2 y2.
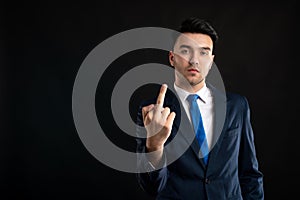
1 1 298 199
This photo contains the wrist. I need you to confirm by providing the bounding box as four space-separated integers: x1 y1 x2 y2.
146 144 164 153
145 146 164 168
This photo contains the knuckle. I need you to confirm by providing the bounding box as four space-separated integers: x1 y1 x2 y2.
142 106 147 112
163 125 170 132
146 113 152 120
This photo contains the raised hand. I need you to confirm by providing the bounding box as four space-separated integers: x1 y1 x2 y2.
142 84 176 164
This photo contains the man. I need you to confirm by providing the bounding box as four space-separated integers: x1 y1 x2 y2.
136 17 264 200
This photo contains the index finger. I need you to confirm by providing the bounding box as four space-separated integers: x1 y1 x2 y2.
156 84 168 106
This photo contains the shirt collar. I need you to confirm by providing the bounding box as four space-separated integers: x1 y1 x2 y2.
174 82 209 104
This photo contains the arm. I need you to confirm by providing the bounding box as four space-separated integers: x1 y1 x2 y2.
136 104 168 196
136 84 175 196
238 96 264 200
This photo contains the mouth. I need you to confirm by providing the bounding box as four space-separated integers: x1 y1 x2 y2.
187 68 199 73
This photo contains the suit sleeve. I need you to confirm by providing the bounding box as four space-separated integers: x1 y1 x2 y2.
135 104 168 196
238 96 264 199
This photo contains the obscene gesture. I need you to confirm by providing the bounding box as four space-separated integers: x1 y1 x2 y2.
142 84 176 153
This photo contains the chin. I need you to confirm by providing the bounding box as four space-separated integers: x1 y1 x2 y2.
188 79 204 86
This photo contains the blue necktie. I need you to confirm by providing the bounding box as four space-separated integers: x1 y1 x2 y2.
187 94 209 165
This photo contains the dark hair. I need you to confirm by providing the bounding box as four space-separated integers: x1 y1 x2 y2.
176 17 219 54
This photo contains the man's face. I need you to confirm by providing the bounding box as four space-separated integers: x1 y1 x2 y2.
169 33 214 88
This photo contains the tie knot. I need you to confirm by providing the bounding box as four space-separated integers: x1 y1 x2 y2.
187 94 199 104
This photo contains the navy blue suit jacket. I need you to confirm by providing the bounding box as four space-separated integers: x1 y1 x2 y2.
136 84 264 200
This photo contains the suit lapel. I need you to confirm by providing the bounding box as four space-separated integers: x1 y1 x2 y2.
205 84 227 169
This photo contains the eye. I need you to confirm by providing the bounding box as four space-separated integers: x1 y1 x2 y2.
180 48 190 54
200 50 209 56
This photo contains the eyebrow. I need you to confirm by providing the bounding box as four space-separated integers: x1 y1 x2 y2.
179 45 211 51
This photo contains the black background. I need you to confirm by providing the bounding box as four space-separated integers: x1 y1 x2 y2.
1 1 298 199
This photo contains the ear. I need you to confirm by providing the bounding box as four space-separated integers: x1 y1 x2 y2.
169 51 174 67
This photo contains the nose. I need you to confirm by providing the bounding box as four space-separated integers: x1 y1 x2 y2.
189 52 199 66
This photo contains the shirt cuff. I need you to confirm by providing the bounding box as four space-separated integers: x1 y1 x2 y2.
144 153 167 173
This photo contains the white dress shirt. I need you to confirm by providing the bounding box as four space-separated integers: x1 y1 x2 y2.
174 83 214 149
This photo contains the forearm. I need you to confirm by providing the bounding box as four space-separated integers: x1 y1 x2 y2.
137 142 168 195
239 169 264 200
146 145 164 167
239 96 264 199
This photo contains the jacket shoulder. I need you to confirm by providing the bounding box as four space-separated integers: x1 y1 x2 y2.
226 92 250 111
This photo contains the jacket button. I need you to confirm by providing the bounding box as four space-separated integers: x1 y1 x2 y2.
205 178 210 184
